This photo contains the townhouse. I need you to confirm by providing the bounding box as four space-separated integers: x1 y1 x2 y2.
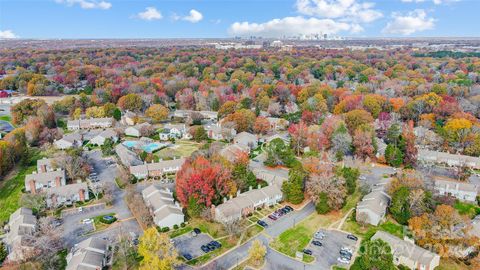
212 184 283 224
418 149 480 169
129 158 186 179
173 110 218 121
142 185 184 228
115 144 143 167
25 169 66 194
434 179 478 203
54 132 83 150
67 117 114 130
371 231 440 270
205 124 236 141
219 144 250 163
66 237 110 270
159 123 188 140
356 187 391 226
125 122 151 138
3 208 37 262
233 131 258 150
46 182 89 208
89 129 118 146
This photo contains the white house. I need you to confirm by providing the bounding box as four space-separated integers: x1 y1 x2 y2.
3 208 37 262
130 158 185 179
66 237 109 270
89 129 118 146
54 132 83 150
122 111 137 126
356 188 391 226
418 149 480 169
142 185 184 228
25 169 66 194
234 131 258 150
125 122 151 138
434 179 478 203
67 117 114 130
371 231 440 270
159 123 188 140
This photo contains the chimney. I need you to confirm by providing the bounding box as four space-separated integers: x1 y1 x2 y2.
55 176 62 187
79 189 85 202
249 186 253 191
40 164 47 173
258 184 262 189
29 180 36 194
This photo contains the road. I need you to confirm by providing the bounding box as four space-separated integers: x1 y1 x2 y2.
61 150 142 246
196 202 315 270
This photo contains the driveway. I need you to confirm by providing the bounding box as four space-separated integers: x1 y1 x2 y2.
174 233 215 259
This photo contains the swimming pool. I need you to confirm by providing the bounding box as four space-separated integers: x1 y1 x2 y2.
122 141 138 148
142 142 163 153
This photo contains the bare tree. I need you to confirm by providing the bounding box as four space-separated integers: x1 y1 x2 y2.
103 184 115 206
21 193 47 212
125 186 153 228
223 220 242 237
89 182 104 201
54 150 90 181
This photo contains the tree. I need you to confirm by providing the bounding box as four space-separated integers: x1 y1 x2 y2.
385 144 404 167
253 116 271 135
113 108 122 121
389 186 411 225
138 227 180 270
0 242 7 264
117 93 143 112
145 104 169 123
101 138 115 156
175 156 233 208
21 193 46 213
218 100 237 118
344 109 374 135
331 125 352 157
54 150 90 181
223 109 256 132
248 240 267 267
341 166 359 195
402 121 417 167
288 121 309 156
85 106 105 118
315 192 330 214
353 126 375 161
282 166 305 204
187 197 205 218
232 161 257 192
350 239 396 270
264 138 297 168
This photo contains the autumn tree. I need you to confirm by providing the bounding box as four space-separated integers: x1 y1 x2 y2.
117 93 143 112
288 121 309 156
223 109 256 132
248 240 267 267
344 109 374 135
145 104 169 123
253 116 271 135
138 227 180 270
353 125 376 161
175 156 233 208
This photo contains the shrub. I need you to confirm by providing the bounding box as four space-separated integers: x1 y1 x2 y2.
162 227 170 232
100 215 117 224
180 222 186 228
173 224 179 230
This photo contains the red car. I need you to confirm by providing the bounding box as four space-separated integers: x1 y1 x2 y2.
268 214 277 220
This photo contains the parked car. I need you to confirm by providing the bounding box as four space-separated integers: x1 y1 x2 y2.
82 218 93 224
302 249 313 255
183 253 193 261
340 247 353 254
207 242 216 251
313 231 325 240
201 245 210 253
257 220 268 227
337 257 350 264
211 241 222 249
193 228 201 234
284 205 294 211
268 214 277 221
78 207 83 212
312 240 322 246
340 250 352 259
347 234 358 241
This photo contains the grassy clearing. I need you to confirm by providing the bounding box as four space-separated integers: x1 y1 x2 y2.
92 212 116 231
454 201 480 218
0 149 42 223
341 211 405 241
169 226 193 239
187 236 237 266
436 258 475 270
0 115 11 122
155 140 201 159
186 218 228 239
240 224 264 245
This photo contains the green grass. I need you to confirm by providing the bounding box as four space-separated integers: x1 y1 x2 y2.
454 201 480 218
341 212 406 241
0 149 43 223
0 115 11 122
240 225 264 245
92 212 116 231
332 266 347 270
155 140 201 159
169 226 193 238
271 225 312 257
303 254 314 263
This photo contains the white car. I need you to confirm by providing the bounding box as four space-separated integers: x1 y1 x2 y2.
313 231 325 239
341 247 353 254
78 207 83 212
82 218 93 224
337 257 350 264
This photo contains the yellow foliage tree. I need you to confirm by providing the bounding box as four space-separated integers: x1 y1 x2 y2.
138 227 180 270
85 106 105 118
145 104 169 123
248 239 266 266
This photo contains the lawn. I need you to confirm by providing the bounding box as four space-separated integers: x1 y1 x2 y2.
169 226 193 239
0 115 11 122
92 213 116 231
186 218 228 239
0 149 43 223
454 201 480 218
155 140 201 159
240 224 264 245
436 258 475 270
187 236 238 266
341 212 405 241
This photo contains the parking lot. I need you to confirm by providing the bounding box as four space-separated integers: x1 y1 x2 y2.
173 232 215 259
305 229 358 269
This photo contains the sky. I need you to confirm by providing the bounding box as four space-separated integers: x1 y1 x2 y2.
0 0 478 39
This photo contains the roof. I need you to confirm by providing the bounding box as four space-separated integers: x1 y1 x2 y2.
60 132 83 144
418 149 480 168
371 231 439 266
142 185 184 224
219 144 249 162
66 237 107 270
25 169 65 185
130 158 185 175
115 144 142 167
357 189 390 217
37 158 54 170
5 207 37 248
96 129 117 139
47 182 87 197
434 179 478 193
154 205 184 223
235 132 257 144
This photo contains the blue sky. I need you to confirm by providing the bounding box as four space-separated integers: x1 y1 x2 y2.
0 0 478 39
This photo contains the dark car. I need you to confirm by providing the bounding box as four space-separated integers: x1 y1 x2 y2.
211 241 222 249
347 234 358 241
312 240 322 246
193 228 201 234
282 207 292 213
183 253 193 261
201 245 210 253
257 220 268 227
303 249 313 255
207 242 216 250
284 205 294 211
268 214 277 220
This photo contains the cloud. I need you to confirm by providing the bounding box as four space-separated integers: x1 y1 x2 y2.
0 30 18 39
137 7 163 21
401 0 459 4
229 16 358 37
382 9 435 35
295 0 383 23
55 0 111 10
173 9 203 23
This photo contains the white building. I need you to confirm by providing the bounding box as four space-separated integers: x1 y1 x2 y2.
130 158 185 179
125 122 151 138
66 237 109 270
434 179 478 203
25 169 66 194
89 129 118 146
67 117 114 130
356 188 390 226
418 149 480 169
371 231 440 270
46 182 89 208
54 132 83 150
233 131 258 150
3 208 37 262
142 185 184 228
